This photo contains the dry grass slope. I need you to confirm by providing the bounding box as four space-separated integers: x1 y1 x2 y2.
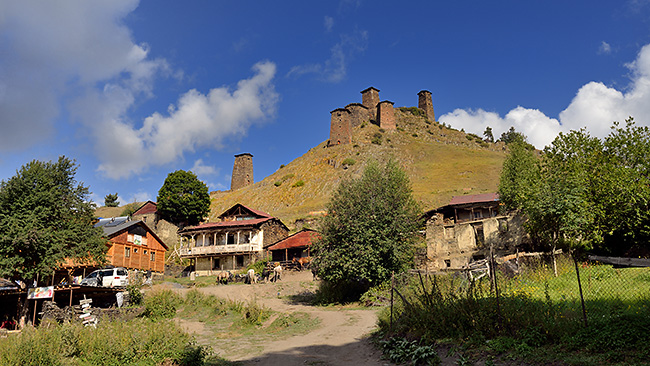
209 109 507 230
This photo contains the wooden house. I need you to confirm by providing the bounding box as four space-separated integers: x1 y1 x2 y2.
267 229 321 262
95 218 168 273
178 204 288 276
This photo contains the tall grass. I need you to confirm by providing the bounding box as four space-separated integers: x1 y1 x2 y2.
0 319 210 366
380 258 650 364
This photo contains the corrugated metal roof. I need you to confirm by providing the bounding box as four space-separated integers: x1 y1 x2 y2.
267 229 321 251
448 193 499 206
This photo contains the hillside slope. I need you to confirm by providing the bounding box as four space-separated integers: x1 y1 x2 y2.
209 108 507 230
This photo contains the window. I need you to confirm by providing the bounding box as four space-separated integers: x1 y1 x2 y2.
150 251 155 261
212 258 220 270
134 248 138 254
227 233 236 245
444 259 451 268
125 247 131 258
473 211 483 220
236 255 244 267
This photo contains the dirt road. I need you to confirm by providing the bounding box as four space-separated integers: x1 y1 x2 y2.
170 270 391 366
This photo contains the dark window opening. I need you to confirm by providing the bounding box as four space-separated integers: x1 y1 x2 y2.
227 233 236 245
236 255 244 268
444 259 451 268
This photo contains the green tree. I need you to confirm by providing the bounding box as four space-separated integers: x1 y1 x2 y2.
483 126 494 142
104 192 119 207
498 140 539 210
0 157 107 283
313 160 422 302
157 170 210 226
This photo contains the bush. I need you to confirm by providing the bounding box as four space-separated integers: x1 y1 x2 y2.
144 289 183 319
292 180 305 188
127 284 144 306
342 158 356 166
378 337 440 366
371 133 382 145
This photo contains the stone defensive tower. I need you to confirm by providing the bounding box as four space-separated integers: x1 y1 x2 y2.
377 101 396 130
328 108 352 146
231 153 253 190
418 90 435 122
361 87 380 120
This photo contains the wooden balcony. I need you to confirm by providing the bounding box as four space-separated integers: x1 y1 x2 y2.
179 244 260 257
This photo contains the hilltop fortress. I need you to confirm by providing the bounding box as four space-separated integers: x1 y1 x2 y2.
328 87 435 146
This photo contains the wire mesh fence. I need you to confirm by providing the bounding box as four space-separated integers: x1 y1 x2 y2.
389 253 650 335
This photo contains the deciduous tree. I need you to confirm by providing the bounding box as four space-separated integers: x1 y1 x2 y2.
157 170 210 226
313 160 422 301
0 157 106 283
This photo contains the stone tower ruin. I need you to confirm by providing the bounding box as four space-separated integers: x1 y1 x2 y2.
231 153 253 190
418 90 435 121
378 100 396 130
361 87 380 120
328 108 352 146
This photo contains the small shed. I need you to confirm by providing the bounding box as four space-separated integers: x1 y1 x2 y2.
266 229 321 262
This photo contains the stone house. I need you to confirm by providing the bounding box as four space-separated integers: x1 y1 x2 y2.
131 201 182 260
178 204 288 276
423 193 527 270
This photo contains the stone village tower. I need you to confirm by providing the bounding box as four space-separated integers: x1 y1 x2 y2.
231 153 253 190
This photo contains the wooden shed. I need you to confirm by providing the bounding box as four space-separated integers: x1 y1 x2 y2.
266 229 321 262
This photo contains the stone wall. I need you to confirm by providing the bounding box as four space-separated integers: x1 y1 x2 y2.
418 90 435 122
425 212 528 270
261 220 289 247
231 153 254 190
378 101 396 130
328 108 352 146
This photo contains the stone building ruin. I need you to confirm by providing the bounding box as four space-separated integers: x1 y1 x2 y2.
328 87 435 147
231 153 254 190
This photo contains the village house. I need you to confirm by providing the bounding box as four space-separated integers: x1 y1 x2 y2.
94 217 168 273
267 229 321 262
423 193 527 270
178 204 288 276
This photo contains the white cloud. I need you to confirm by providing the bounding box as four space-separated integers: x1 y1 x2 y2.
324 16 334 32
86 61 278 179
287 29 368 83
439 43 650 149
0 2 278 179
191 159 219 176
599 41 612 54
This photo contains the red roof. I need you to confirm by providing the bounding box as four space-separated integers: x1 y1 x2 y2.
449 193 499 206
267 230 321 251
133 201 157 215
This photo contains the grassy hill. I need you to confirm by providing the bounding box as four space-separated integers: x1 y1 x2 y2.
209 108 507 230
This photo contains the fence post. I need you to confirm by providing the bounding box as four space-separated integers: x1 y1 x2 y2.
390 271 394 332
573 255 588 327
490 243 502 330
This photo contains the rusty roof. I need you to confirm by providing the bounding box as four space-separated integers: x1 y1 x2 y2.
448 193 499 206
267 229 321 251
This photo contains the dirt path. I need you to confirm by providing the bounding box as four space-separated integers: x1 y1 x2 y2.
166 271 391 366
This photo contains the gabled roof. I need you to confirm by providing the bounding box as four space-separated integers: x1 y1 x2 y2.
448 193 499 206
267 229 321 251
133 201 157 215
98 219 168 250
217 203 271 219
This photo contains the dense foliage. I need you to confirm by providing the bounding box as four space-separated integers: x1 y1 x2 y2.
157 170 210 226
313 160 422 302
103 192 119 207
498 118 650 256
0 156 106 283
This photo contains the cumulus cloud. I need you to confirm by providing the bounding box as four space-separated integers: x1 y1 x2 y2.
0 1 279 179
439 43 650 149
287 29 368 83
83 62 278 179
191 159 219 176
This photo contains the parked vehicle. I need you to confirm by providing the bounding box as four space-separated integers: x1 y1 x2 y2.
80 267 129 288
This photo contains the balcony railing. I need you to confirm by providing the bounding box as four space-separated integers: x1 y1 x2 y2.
179 244 260 256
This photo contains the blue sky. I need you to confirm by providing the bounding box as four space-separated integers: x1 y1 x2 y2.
2 0 650 206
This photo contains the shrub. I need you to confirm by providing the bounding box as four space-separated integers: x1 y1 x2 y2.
274 181 282 187
378 337 440 366
127 283 144 306
292 180 305 188
412 133 418 138
342 158 356 166
144 289 182 319
371 133 382 145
